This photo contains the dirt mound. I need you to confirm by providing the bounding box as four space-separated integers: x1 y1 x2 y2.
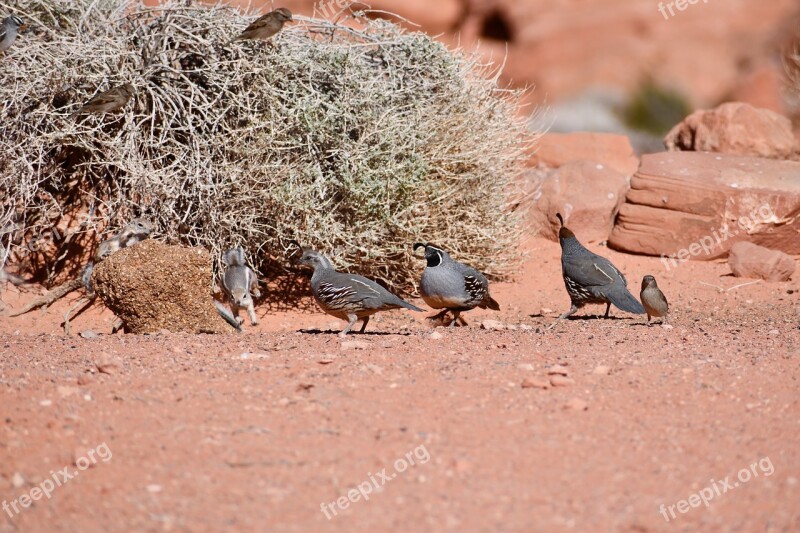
92 240 230 334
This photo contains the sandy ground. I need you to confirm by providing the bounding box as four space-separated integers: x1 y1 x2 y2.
1 236 798 532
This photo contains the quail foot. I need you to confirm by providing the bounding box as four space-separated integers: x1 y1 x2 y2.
640 275 669 324
72 83 134 117
232 8 292 42
553 213 645 323
414 243 499 327
293 243 423 336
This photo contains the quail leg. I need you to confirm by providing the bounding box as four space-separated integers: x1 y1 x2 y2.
557 304 579 320
340 313 359 337
449 310 461 327
604 302 611 318
428 309 450 325
359 316 370 333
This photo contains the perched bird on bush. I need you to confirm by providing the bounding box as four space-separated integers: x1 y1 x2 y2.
640 275 669 324
291 242 423 336
71 83 134 117
0 14 24 53
414 243 499 327
554 213 645 321
221 247 260 327
232 8 292 42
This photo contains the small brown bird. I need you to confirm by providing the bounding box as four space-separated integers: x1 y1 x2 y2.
640 275 669 324
72 83 134 117
232 8 292 42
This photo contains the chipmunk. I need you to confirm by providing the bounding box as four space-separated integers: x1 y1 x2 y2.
220 247 261 327
6 218 155 330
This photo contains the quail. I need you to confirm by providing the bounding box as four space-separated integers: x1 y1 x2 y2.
414 243 499 327
72 83 134 117
292 243 423 336
232 8 292 42
221 246 261 327
640 275 669 324
554 213 645 321
0 15 23 53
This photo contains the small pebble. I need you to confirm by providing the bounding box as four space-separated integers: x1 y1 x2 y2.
95 353 123 375
340 340 370 351
565 398 589 411
550 375 575 387
521 378 550 389
547 364 569 376
480 320 506 331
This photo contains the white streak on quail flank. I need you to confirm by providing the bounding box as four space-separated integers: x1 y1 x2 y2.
350 278 380 296
593 263 614 282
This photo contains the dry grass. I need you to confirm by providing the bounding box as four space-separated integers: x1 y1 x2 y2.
0 0 535 299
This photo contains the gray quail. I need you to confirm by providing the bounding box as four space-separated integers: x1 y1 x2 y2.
0 14 23 53
72 83 134 117
555 213 645 320
414 243 499 327
232 8 292 42
640 275 669 324
293 243 423 336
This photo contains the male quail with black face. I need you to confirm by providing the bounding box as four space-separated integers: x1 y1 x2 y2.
555 213 644 321
414 243 499 327
293 243 423 336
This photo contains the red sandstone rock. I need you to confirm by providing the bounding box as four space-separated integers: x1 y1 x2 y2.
608 152 800 259
526 160 629 242
528 132 639 176
664 102 798 160
728 242 796 282
729 65 787 114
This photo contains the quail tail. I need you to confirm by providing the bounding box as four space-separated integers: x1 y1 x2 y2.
485 296 500 311
398 299 424 313
607 287 646 314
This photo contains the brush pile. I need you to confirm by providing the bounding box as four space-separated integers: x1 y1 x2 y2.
0 0 533 295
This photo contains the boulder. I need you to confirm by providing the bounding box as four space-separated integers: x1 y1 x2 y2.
608 152 800 262
528 132 639 177
664 102 798 160
92 240 231 334
728 242 795 282
524 160 630 242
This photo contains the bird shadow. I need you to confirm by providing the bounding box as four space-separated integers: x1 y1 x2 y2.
298 328 412 337
535 314 630 322
568 315 629 321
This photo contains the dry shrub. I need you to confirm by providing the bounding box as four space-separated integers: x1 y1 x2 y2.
0 0 534 299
